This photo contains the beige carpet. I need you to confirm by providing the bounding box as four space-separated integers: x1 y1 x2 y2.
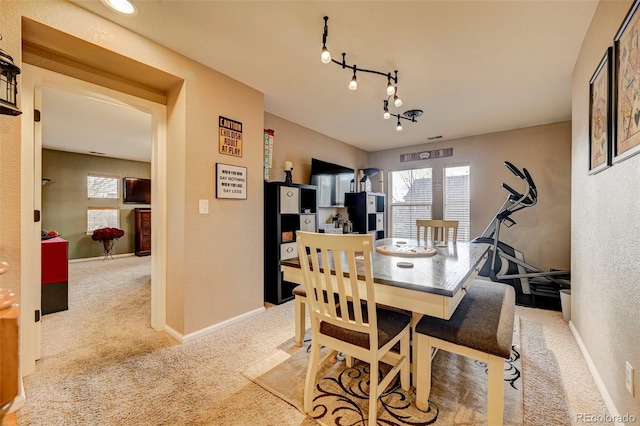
243 324 523 425
15 256 610 425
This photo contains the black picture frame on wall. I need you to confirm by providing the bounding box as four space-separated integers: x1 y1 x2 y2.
588 47 613 175
614 0 640 163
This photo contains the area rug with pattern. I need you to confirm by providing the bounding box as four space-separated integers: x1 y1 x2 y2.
243 317 523 425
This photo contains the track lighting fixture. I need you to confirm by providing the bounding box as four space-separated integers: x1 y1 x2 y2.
384 104 423 131
321 16 420 130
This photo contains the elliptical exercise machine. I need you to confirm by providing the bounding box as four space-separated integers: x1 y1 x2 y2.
472 161 570 308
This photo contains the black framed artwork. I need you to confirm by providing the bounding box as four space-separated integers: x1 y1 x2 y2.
589 47 613 175
614 0 640 163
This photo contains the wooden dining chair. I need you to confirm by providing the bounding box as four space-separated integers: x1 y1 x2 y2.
416 219 459 242
296 231 411 426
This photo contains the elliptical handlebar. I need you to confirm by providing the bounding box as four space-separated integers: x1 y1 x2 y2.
522 168 536 189
501 182 523 201
476 161 539 240
500 161 537 207
504 161 525 180
522 168 538 203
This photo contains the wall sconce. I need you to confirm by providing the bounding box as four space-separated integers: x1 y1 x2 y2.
0 36 22 116
320 16 420 130
284 161 293 184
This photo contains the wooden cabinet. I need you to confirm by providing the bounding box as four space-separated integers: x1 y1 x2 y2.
41 237 69 315
134 208 151 256
264 182 317 304
345 192 386 240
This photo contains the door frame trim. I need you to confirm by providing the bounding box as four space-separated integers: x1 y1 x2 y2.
20 64 168 375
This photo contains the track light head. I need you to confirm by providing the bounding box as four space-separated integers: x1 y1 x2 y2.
394 94 403 108
386 82 395 97
349 68 358 90
321 46 331 64
383 100 390 119
396 117 403 131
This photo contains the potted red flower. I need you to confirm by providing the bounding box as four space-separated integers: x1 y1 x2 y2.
91 227 125 259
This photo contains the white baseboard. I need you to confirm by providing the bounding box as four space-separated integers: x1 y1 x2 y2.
569 321 623 426
69 253 136 263
8 376 26 414
164 306 266 344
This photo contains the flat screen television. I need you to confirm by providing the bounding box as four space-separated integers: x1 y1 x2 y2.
123 177 151 204
310 158 354 207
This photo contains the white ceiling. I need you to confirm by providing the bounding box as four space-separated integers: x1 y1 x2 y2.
46 1 599 162
42 86 152 162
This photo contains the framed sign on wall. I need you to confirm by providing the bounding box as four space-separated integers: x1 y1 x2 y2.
219 116 243 157
216 163 247 200
588 47 612 175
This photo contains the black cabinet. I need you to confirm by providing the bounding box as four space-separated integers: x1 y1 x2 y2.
264 182 317 304
345 192 386 240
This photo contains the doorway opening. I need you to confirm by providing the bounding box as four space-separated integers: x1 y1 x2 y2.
21 64 169 376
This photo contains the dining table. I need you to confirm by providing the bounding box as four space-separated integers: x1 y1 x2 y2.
281 237 490 321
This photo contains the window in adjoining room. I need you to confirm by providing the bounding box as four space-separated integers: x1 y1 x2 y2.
87 174 119 199
87 207 120 232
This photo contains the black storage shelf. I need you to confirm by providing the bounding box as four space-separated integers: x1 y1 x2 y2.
264 182 318 304
344 191 386 240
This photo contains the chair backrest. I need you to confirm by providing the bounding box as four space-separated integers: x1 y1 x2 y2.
416 219 459 242
296 231 378 348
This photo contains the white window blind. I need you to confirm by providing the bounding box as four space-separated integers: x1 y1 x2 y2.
87 174 119 199
389 168 432 239
87 207 120 232
444 165 470 242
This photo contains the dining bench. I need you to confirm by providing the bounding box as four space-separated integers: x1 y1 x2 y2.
414 279 515 425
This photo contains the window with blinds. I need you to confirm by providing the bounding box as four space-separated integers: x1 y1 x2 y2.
87 207 120 232
87 174 119 199
389 168 432 239
444 165 470 241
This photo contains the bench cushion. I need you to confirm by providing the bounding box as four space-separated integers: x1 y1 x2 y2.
415 280 515 359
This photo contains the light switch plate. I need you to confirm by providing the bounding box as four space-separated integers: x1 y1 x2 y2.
199 199 209 214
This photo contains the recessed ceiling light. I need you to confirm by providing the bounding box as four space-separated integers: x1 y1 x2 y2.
101 0 138 16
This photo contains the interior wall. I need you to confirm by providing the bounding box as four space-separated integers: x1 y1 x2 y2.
264 113 369 223
572 0 640 418
42 149 151 259
0 1 23 301
368 121 572 271
2 1 265 336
